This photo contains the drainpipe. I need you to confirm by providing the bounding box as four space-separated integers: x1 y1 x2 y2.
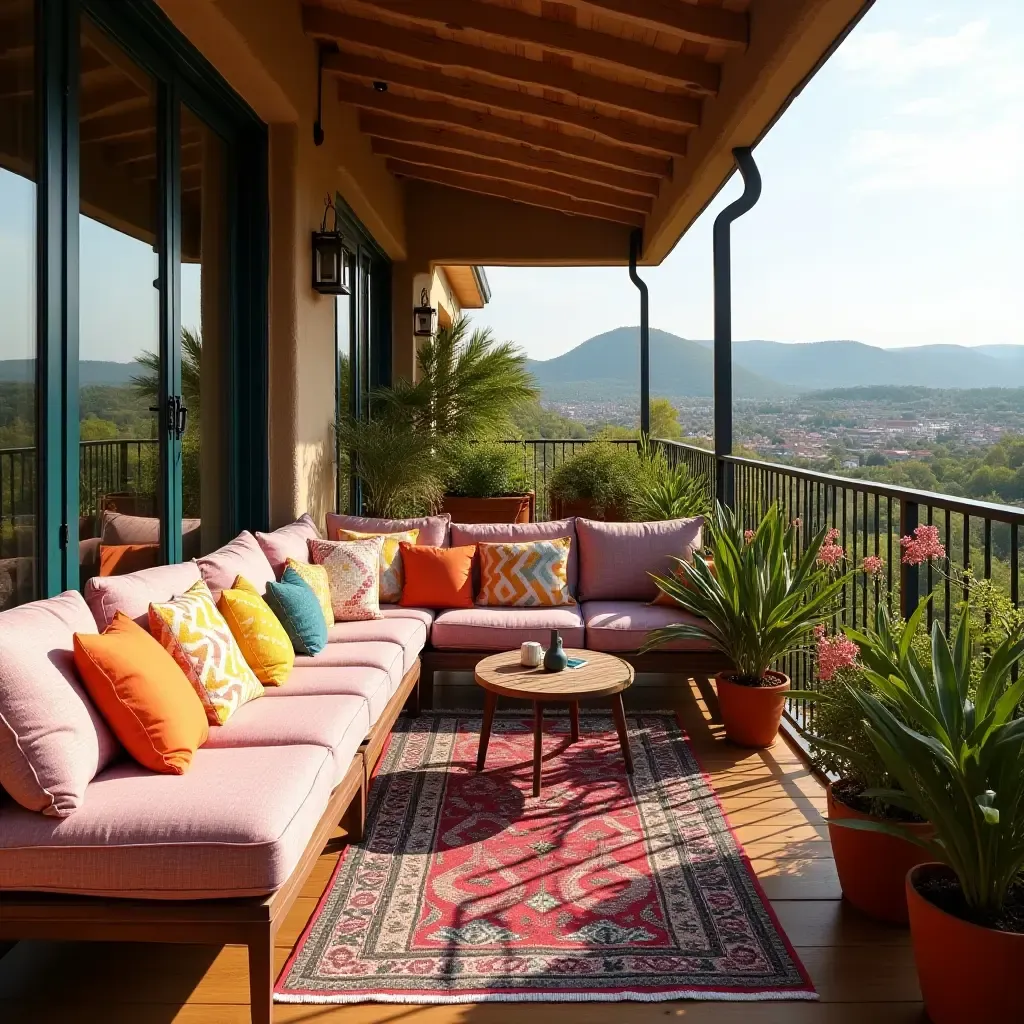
628 228 650 437
713 147 761 508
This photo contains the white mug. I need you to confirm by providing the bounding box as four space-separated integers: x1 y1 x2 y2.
520 641 543 667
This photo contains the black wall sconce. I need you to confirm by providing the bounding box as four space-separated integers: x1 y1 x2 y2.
413 287 436 337
312 194 352 295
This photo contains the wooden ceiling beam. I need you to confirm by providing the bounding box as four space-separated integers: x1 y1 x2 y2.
343 0 720 93
331 57 688 155
80 108 155 144
79 82 146 121
371 138 652 213
564 0 748 49
359 114 661 195
385 158 644 227
309 9 701 127
344 91 667 175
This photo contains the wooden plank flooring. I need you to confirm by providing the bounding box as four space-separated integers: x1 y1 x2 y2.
0 676 925 1023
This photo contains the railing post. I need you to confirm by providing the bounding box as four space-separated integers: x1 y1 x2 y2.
628 228 650 437
713 147 761 509
901 500 920 618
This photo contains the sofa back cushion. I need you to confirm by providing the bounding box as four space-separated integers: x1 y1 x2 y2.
451 517 578 593
196 531 276 604
0 590 118 816
325 512 450 548
85 560 202 630
101 511 202 560
255 513 320 577
575 517 703 602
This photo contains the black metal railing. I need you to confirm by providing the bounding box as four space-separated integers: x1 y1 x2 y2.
0 439 159 557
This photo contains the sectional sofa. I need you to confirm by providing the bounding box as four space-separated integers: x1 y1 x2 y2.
0 510 726 1024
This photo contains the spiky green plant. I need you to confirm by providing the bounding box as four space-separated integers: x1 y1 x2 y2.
629 437 710 521
131 326 202 423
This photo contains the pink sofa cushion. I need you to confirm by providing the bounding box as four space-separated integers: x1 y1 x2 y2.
575 517 703 602
85 560 202 630
450 518 578 593
0 592 118 817
326 616 426 675
101 511 202 560
325 512 450 548
380 604 434 629
255 514 320 577
431 606 585 651
293 640 405 695
0 745 333 899
271 666 392 723
196 531 276 603
582 600 718 653
204 693 368 786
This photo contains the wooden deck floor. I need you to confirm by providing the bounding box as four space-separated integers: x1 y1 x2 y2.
0 676 926 1023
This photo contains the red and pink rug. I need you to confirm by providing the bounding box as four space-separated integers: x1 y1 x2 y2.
275 711 816 1005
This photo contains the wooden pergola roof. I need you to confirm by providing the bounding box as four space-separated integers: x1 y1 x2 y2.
302 0 871 262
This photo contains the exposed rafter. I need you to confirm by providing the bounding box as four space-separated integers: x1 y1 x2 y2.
308 9 702 127
79 108 155 144
564 0 748 49
359 114 662 195
345 0 720 93
371 138 652 213
386 159 645 227
337 80 685 159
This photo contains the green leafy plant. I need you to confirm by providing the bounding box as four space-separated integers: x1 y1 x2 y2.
446 441 530 498
629 436 710 521
834 601 1024 923
547 442 642 518
643 502 853 683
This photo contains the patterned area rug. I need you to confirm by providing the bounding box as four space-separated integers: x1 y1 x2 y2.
276 711 816 1005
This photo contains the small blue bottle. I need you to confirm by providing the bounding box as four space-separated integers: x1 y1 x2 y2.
544 629 567 672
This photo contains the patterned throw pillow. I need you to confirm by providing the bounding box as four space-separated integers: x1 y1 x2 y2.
477 538 575 608
332 528 419 603
284 558 334 627
149 580 264 725
218 576 295 686
307 536 384 621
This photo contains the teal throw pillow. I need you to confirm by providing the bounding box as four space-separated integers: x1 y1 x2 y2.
265 567 328 656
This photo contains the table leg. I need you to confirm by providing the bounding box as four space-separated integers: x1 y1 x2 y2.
569 701 580 743
533 702 544 798
477 691 497 772
611 694 634 774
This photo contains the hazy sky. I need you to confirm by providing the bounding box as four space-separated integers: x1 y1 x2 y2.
472 0 1024 360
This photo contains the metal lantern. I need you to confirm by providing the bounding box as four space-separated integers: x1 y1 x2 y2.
413 287 436 337
312 194 351 295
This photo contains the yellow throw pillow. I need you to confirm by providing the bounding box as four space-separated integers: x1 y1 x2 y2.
149 580 264 725
218 576 295 686
477 538 575 608
333 528 419 603
285 558 334 628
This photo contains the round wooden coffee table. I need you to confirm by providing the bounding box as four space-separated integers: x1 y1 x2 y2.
474 648 635 797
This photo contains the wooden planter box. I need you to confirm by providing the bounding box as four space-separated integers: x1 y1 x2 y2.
549 496 628 522
440 492 534 524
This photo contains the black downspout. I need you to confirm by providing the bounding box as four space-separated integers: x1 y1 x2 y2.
713 147 761 508
629 228 650 436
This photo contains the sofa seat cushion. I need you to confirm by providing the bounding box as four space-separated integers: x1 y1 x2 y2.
204 694 368 787
0 745 334 899
85 561 202 630
327 616 426 675
582 600 717 653
431 606 585 651
380 605 434 629
293 640 404 692
271 666 391 724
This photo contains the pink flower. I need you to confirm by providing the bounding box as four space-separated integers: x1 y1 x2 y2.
900 524 946 565
814 624 827 639
744 529 755 543
862 555 884 576
825 527 840 543
817 531 846 567
791 517 802 528
816 630 859 682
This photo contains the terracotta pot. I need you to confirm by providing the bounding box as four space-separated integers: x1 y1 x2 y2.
826 782 930 924
714 670 789 748
440 493 533 524
907 863 1024 1024
549 496 627 522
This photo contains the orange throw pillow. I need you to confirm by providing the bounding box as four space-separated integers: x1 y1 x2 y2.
73 612 209 774
652 557 717 607
99 543 160 577
399 543 476 609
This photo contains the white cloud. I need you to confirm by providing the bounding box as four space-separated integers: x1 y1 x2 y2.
839 19 989 83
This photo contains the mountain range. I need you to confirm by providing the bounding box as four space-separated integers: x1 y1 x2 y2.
0 360 141 385
526 329 1024 402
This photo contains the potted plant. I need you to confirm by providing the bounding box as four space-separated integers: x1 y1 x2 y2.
547 441 641 521
834 607 1024 1023
440 441 534 523
643 502 851 747
628 437 710 522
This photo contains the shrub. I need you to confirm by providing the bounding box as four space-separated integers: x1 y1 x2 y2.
547 442 642 517
446 442 530 498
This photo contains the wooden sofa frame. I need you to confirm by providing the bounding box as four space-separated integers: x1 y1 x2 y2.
0 661 421 1024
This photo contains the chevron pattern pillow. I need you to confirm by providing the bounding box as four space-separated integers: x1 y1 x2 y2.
308 536 384 621
477 538 575 607
332 528 419 603
149 580 264 725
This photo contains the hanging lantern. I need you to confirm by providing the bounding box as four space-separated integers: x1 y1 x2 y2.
312 194 351 295
413 287 436 337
